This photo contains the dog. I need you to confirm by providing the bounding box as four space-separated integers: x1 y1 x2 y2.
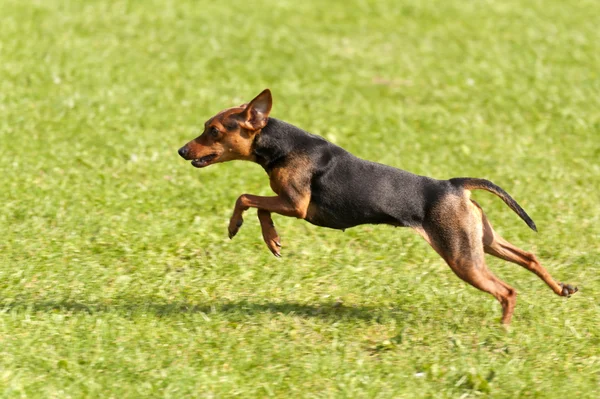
178 89 577 324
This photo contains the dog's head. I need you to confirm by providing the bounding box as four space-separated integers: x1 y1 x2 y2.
178 89 272 168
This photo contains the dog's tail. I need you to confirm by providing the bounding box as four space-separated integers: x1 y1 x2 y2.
450 177 537 232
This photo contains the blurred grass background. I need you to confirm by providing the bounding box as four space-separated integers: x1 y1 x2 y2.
0 0 599 397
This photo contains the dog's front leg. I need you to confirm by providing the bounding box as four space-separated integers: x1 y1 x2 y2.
228 194 309 256
257 210 281 257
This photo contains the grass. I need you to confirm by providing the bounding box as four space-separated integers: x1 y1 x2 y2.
1 0 599 397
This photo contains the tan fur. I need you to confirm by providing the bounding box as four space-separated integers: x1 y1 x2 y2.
228 153 314 256
414 192 575 324
267 154 313 218
183 107 259 164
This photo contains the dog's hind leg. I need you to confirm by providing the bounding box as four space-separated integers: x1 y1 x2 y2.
477 205 578 297
417 194 518 324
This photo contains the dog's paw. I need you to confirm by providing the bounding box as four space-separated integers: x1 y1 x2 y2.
263 232 282 258
260 221 281 257
559 283 578 297
228 217 243 239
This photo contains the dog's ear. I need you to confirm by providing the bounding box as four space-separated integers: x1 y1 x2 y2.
240 89 272 131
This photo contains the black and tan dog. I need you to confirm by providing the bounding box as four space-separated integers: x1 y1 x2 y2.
178 89 577 324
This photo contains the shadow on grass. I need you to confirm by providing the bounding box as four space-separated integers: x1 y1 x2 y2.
1 299 411 322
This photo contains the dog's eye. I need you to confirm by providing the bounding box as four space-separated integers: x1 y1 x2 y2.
209 127 220 138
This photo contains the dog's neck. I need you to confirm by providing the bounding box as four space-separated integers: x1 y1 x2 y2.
251 118 301 172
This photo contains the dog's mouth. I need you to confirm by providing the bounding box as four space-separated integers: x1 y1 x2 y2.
191 153 219 168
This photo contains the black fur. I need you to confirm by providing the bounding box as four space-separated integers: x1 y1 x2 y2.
253 118 460 230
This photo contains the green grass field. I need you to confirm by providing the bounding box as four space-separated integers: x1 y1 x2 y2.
1 0 599 397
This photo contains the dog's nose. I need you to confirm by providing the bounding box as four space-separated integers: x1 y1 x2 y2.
178 146 188 159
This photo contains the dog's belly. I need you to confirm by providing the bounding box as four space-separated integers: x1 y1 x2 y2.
303 203 360 230
304 198 412 230
305 159 437 230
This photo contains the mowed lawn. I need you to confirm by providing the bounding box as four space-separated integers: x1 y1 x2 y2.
1 0 599 397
